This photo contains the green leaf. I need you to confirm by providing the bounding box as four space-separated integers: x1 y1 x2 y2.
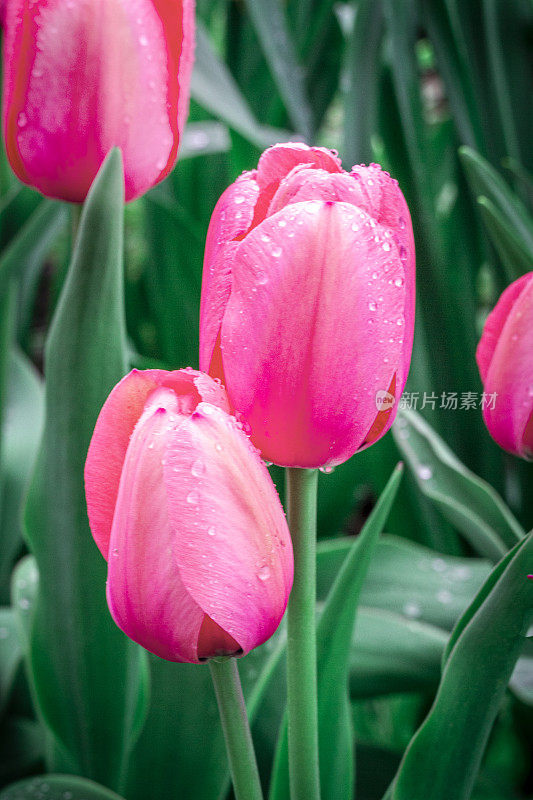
23 150 148 790
0 717 44 785
243 0 313 138
0 775 125 800
0 351 44 603
317 534 491 632
0 608 22 720
191 23 291 148
390 533 533 800
270 464 404 800
421 0 485 152
392 408 523 560
477 195 532 281
349 607 447 698
0 200 67 287
11 555 39 651
342 0 384 166
459 145 533 256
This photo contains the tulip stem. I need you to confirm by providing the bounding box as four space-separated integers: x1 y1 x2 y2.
285 467 321 800
209 658 264 800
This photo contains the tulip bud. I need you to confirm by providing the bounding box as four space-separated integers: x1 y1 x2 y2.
84 368 293 663
476 272 533 459
2 0 195 202
200 143 415 468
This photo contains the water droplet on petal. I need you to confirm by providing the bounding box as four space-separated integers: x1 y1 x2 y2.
207 526 216 537
271 246 282 258
187 490 199 505
191 458 205 477
257 565 271 581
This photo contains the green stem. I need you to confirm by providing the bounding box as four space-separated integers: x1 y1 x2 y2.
209 658 264 800
286 467 321 800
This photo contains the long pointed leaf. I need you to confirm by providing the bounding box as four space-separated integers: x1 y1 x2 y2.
393 409 523 560
390 533 533 800
23 151 148 790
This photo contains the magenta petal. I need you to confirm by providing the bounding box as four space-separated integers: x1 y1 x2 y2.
199 174 259 373
482 275 533 456
256 143 342 190
476 273 532 383
85 368 229 559
268 168 367 215
3 0 193 202
163 403 293 655
106 387 205 663
220 201 406 467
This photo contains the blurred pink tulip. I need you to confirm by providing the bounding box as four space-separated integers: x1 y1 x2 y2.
476 272 533 459
84 368 293 663
200 143 415 468
2 0 194 202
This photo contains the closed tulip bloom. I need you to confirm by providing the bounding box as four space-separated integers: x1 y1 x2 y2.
476 272 533 459
84 368 293 663
2 0 194 202
200 143 415 468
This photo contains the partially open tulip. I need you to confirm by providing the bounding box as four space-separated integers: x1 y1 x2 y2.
476 272 533 459
84 368 293 663
2 0 194 202
200 143 415 468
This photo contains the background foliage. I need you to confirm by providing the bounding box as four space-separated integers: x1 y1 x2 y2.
0 1 532 799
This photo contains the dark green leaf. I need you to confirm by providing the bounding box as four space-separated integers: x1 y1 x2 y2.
459 146 533 255
243 0 313 138
390 533 533 800
0 775 125 800
0 201 67 287
477 195 532 281
392 409 523 560
342 0 384 166
191 23 290 148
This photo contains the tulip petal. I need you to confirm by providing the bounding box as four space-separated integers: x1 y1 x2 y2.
199 174 259 374
106 388 205 663
482 276 533 455
3 0 193 201
350 165 415 391
85 368 228 559
220 201 406 467
163 402 293 655
476 272 532 383
268 167 368 215
256 143 342 190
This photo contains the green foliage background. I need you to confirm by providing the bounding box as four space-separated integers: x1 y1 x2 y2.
0 2 532 799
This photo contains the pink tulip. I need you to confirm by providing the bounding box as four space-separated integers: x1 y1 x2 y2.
200 143 415 468
476 272 533 459
2 0 195 203
84 368 293 663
